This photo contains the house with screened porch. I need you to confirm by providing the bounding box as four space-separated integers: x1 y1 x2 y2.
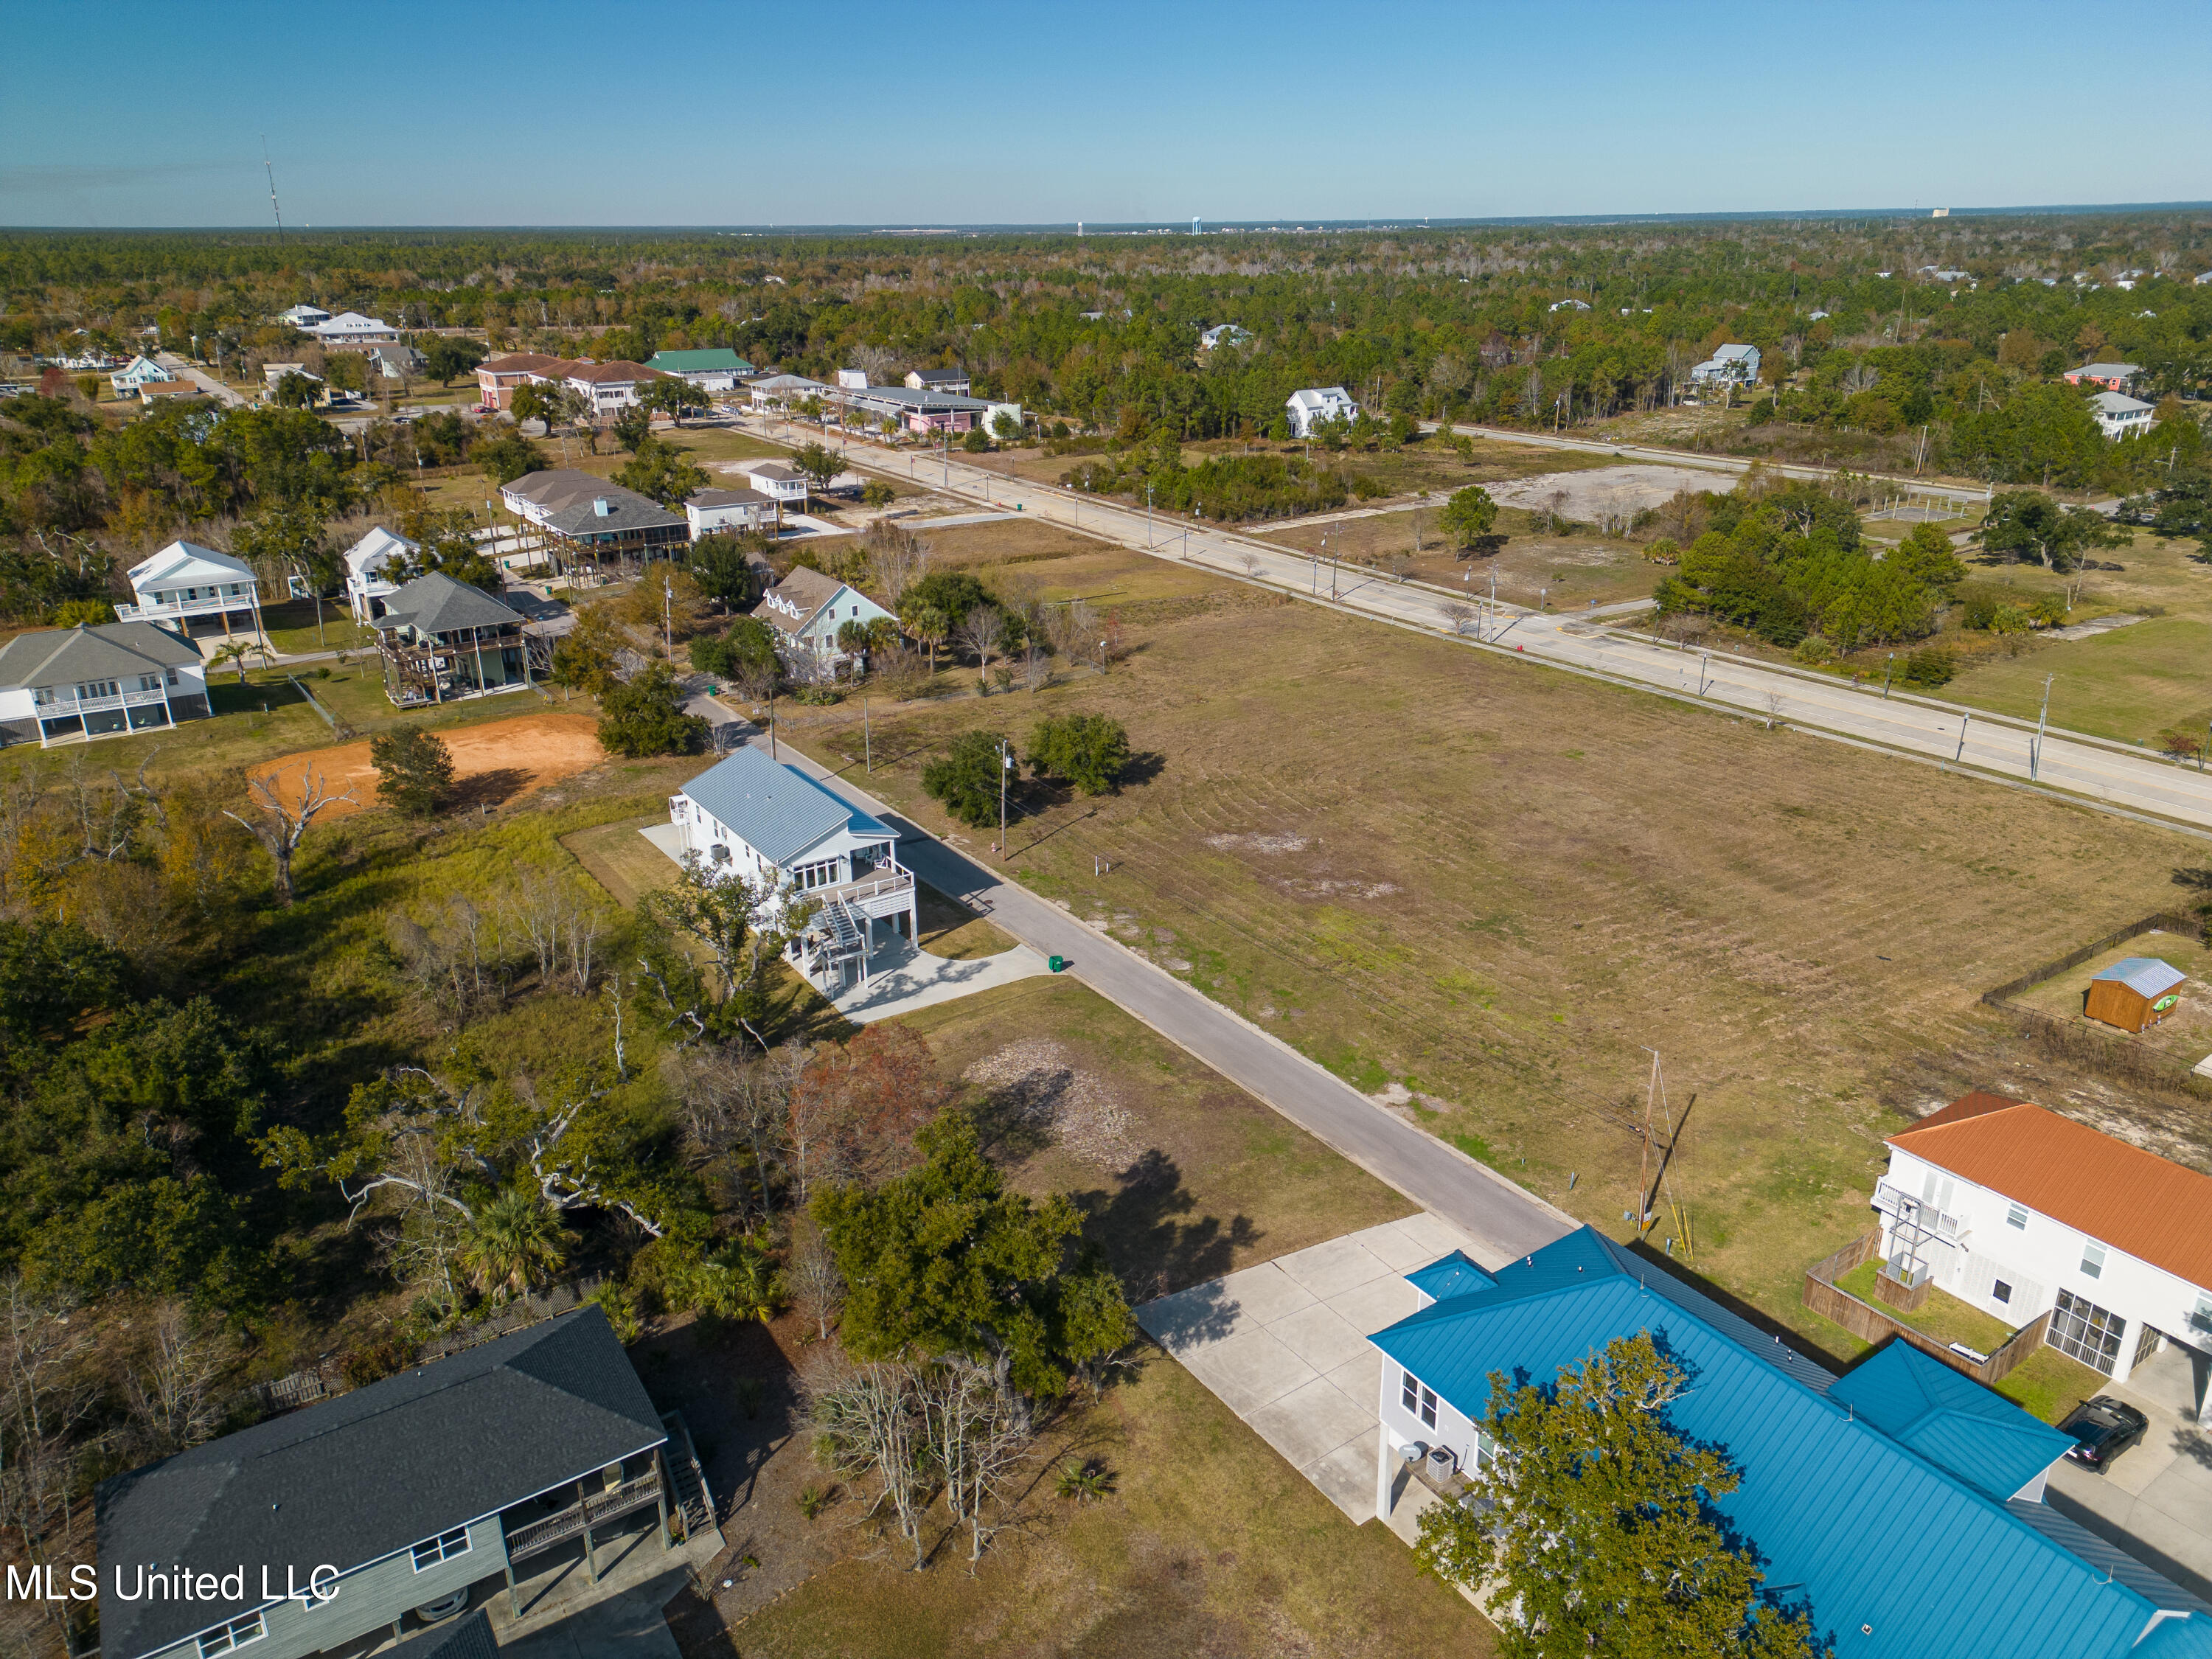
667 747 917 992
1873 1090 2212 1416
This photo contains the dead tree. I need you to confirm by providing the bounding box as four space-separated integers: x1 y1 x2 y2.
223 766 352 905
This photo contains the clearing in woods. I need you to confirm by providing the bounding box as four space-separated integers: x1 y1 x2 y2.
779 538 2212 1376
251 710 605 816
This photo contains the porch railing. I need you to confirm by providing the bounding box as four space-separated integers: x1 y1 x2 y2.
504 1471 665 1561
35 686 171 716
116 594 257 620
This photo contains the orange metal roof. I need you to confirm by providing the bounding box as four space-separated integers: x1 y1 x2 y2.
1889 1092 2212 1290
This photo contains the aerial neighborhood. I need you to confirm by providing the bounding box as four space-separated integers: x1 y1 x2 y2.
2 12 2212 1658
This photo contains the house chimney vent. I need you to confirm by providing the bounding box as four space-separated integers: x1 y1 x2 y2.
594 497 611 516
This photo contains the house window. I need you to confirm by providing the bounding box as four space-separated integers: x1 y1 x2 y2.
197 1612 265 1656
2006 1203 2028 1231
2191 1295 2212 1338
1992 1280 2012 1305
2080 1243 2107 1280
1471 1430 1500 1475
76 680 118 700
411 1526 471 1571
1419 1385 1438 1429
2048 1288 2126 1375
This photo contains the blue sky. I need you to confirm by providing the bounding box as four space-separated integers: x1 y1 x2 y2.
3 0 2206 227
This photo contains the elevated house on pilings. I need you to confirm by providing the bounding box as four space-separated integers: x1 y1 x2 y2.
369 571 543 707
95 1307 717 1659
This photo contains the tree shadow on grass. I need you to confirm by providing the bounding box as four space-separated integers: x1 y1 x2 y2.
450 766 533 812
1074 1149 1258 1304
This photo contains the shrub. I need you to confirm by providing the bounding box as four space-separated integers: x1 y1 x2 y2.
961 428 991 453
2158 729 2205 762
1902 646 1956 687
1791 636 1834 665
688 616 779 686
860 479 894 507
588 1281 642 1343
51 597 116 627
1054 1458 1115 1502
1644 537 1681 566
1349 473 1385 501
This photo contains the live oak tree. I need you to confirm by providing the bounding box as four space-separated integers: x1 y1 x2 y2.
1978 490 2129 571
813 1111 1134 1400
1027 712 1131 796
596 660 709 757
611 434 709 507
790 440 844 501
637 853 801 1047
635 377 704 428
922 728 1009 827
1414 1332 1820 1659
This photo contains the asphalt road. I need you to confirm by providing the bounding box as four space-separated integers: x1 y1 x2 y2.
701 705 1577 1262
745 416 2212 838
153 352 246 406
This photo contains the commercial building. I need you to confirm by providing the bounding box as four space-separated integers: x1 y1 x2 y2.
644 348 754 392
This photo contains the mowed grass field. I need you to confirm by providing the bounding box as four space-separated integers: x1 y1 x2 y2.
1924 529 2212 748
784 538 2212 1361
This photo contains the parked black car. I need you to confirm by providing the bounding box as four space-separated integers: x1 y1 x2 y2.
2059 1396 2150 1470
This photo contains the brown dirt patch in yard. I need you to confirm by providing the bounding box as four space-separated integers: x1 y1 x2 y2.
251 710 605 818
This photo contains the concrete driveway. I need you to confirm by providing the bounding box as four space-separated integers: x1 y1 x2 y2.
2049 1340 2212 1604
1138 1214 1492 1524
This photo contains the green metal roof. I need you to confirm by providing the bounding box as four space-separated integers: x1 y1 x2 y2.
647 349 754 373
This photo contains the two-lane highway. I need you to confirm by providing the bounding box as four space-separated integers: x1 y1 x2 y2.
755 416 2212 837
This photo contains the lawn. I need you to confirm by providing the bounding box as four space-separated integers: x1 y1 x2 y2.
915 880 1017 959
778 538 2212 1360
260 595 374 655
1266 504 1666 611
1834 1262 2016 1352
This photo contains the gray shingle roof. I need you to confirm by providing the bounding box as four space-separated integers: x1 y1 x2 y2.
96 1308 664 1659
501 469 613 511
0 622 202 689
372 571 524 636
540 493 686 536
752 566 842 636
681 746 893 866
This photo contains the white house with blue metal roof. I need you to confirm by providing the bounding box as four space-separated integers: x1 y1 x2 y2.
669 747 916 991
1368 1225 2212 1658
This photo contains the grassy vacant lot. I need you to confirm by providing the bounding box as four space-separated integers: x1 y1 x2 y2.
1947 525 2212 746
1267 504 1665 611
785 537 2212 1379
701 976 1467 1659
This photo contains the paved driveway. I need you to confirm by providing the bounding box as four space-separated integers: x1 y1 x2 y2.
1138 1214 1490 1523
2049 1340 2212 1604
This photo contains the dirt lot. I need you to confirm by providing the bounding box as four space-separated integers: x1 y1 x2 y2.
782 538 2212 1364
1268 506 1664 610
1483 462 1728 519
251 710 605 817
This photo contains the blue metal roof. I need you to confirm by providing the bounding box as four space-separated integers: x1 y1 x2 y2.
679 748 893 869
1406 1251 1495 1303
1828 1342 2076 1502
2093 957 2187 998
1372 1227 2197 1659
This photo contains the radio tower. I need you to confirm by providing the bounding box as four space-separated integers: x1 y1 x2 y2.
262 136 285 240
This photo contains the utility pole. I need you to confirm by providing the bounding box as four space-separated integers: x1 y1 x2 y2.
1882 652 1894 698
863 695 871 773
998 739 1012 859
2031 674 2053 781
662 574 673 660
1146 482 1154 549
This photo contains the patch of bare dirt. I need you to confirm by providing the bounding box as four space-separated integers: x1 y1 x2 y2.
964 1040 1139 1171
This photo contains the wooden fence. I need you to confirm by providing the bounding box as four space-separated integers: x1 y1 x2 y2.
1979 908 2212 1099
1980 909 2205 1006
1802 1232 2052 1388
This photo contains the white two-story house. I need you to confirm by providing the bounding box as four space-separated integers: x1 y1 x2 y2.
667 747 917 992
751 567 894 681
1691 343 1761 386
344 525 420 620
118 540 265 640
0 621 209 746
1875 1090 2212 1413
1284 386 1358 438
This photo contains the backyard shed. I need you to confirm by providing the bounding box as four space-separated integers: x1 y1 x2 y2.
2084 957 2186 1033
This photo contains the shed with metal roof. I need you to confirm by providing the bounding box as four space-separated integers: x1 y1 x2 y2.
2085 956 2187 1033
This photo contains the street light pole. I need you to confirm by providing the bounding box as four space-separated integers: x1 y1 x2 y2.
1882 651 1894 698
2031 673 2053 781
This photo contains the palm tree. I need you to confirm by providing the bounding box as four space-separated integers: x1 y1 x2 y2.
459 1189 574 1298
901 600 949 672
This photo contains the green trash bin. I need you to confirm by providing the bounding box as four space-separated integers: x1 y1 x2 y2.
1048 954 1068 973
